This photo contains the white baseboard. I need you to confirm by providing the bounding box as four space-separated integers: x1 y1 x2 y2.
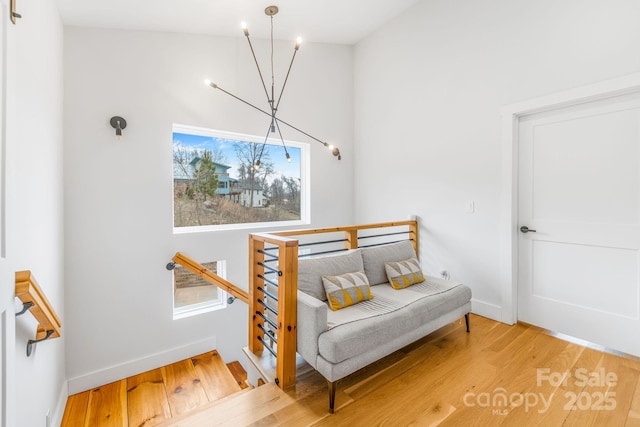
53 380 68 427
67 336 216 395
471 299 502 322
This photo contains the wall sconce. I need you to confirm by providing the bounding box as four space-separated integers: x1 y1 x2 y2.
110 116 127 140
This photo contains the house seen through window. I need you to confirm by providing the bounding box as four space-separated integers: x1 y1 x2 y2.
173 124 310 231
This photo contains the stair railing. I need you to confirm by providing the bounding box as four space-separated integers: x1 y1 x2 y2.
248 233 299 389
248 219 418 390
15 270 62 356
167 252 249 304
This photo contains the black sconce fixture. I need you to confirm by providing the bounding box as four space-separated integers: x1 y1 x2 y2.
110 116 127 140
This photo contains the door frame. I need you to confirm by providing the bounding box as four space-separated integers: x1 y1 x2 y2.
499 72 640 325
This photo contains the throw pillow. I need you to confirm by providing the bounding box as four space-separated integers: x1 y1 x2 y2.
298 249 364 301
321 271 373 311
384 258 425 289
361 240 417 285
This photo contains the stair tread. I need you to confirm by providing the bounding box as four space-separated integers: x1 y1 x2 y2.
61 349 251 426
226 361 249 389
159 383 292 427
191 350 243 402
127 369 172 427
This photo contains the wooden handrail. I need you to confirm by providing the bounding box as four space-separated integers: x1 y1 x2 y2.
269 219 419 256
267 220 417 237
15 270 62 341
172 252 250 305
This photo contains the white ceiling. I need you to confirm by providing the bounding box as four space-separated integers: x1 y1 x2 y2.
54 0 423 45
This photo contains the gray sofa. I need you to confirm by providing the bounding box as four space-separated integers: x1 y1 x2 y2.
296 240 472 412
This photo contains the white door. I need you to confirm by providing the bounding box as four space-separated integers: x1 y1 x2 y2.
0 1 13 425
517 91 640 356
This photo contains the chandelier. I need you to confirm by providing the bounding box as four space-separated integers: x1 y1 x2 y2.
205 5 341 168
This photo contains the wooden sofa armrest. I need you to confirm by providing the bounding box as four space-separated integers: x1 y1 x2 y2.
296 290 327 369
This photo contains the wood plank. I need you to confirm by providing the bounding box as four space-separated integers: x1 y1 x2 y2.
498 341 585 425
534 346 604 426
60 391 89 427
268 220 416 237
191 351 242 402
161 383 294 427
226 361 249 389
628 377 640 427
563 354 639 427
439 331 571 426
161 360 208 417
276 243 298 389
267 379 352 426
85 380 128 427
127 369 171 427
592 363 639 426
248 236 265 354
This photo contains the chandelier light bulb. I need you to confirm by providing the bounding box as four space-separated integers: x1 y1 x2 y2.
286 152 291 162
204 80 217 89
241 22 249 36
327 144 334 151
295 37 302 49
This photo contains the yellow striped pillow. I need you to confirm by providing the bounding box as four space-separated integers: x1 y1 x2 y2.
321 271 373 311
384 258 425 289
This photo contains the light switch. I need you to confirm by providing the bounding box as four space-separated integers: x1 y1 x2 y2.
465 201 475 213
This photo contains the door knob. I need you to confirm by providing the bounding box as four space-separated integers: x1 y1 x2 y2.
520 226 536 233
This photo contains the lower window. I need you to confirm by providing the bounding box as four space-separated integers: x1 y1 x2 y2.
173 260 227 319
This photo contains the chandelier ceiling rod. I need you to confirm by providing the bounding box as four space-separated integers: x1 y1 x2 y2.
205 5 341 165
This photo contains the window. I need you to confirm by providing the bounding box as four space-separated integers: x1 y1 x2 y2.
173 260 227 319
173 124 310 232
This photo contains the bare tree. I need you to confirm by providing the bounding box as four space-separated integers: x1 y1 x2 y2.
234 142 273 208
210 148 228 165
283 176 301 215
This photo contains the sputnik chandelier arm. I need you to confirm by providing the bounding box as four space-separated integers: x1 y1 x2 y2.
205 81 340 160
205 5 340 167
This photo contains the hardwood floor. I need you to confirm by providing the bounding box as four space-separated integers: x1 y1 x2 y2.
62 315 640 426
61 350 247 426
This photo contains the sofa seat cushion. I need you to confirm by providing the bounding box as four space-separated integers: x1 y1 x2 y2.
318 276 472 364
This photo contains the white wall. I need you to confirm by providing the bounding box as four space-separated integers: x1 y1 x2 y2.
63 27 353 391
2 0 66 426
354 0 640 319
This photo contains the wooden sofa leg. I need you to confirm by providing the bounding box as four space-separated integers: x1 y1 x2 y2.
465 313 470 333
328 380 336 413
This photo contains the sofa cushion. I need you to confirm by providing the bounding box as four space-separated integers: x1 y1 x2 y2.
322 271 373 311
318 276 472 364
361 240 417 285
298 249 364 301
385 257 425 289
